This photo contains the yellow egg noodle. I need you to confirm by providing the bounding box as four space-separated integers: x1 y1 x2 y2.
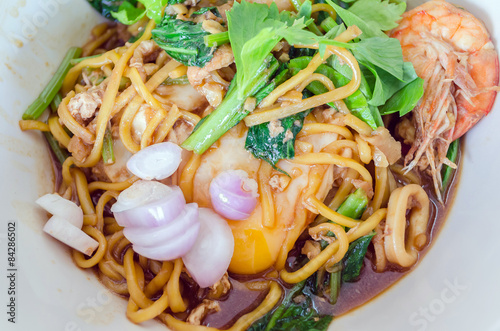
20 19 431 328
20 0 480 326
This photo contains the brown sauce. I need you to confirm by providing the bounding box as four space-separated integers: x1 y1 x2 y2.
46 20 466 331
77 140 461 329
198 141 463 328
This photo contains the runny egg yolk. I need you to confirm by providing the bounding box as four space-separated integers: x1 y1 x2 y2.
226 207 288 274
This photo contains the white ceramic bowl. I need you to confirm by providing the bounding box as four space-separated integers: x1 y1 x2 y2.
0 1 499 330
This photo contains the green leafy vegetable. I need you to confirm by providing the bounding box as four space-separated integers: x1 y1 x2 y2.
123 0 168 24
192 7 221 17
351 37 404 79
313 188 369 233
89 0 170 23
248 281 333 331
110 1 146 24
364 61 419 107
23 47 82 120
297 0 312 20
245 111 308 166
319 37 404 80
311 188 369 303
227 0 317 98
441 139 459 190
152 16 214 67
379 77 424 116
87 0 136 20
244 67 308 167
322 0 424 113
327 50 372 98
348 0 406 31
182 56 280 154
342 233 375 282
326 0 387 39
289 57 380 129
184 0 322 153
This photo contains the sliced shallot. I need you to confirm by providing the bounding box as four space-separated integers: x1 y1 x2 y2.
36 194 83 228
43 216 98 256
123 203 199 248
209 170 259 220
111 180 186 228
112 180 200 261
126 142 183 180
183 208 235 288
131 223 200 261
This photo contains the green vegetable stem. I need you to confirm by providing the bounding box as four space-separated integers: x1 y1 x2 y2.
43 131 69 164
101 128 115 165
441 138 459 191
22 47 82 120
205 32 230 47
182 56 280 154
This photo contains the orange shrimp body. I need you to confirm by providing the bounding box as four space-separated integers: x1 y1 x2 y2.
390 0 498 199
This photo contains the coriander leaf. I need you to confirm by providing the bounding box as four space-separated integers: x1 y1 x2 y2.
140 0 168 23
298 0 312 20
110 1 146 24
87 0 137 20
245 111 308 166
227 1 280 97
152 16 214 67
279 18 318 46
239 27 283 95
227 0 319 98
102 0 168 24
348 0 406 31
379 77 424 116
326 0 388 39
342 233 375 282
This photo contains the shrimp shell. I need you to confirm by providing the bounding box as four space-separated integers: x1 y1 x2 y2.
390 0 499 201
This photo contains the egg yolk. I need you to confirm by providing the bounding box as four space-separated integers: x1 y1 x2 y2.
227 209 287 274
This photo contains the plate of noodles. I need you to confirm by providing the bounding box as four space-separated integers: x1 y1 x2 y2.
1 0 500 330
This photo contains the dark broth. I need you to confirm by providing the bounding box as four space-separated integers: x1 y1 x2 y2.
200 142 462 328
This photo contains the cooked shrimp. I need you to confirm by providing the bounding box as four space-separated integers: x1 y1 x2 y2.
390 0 499 201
